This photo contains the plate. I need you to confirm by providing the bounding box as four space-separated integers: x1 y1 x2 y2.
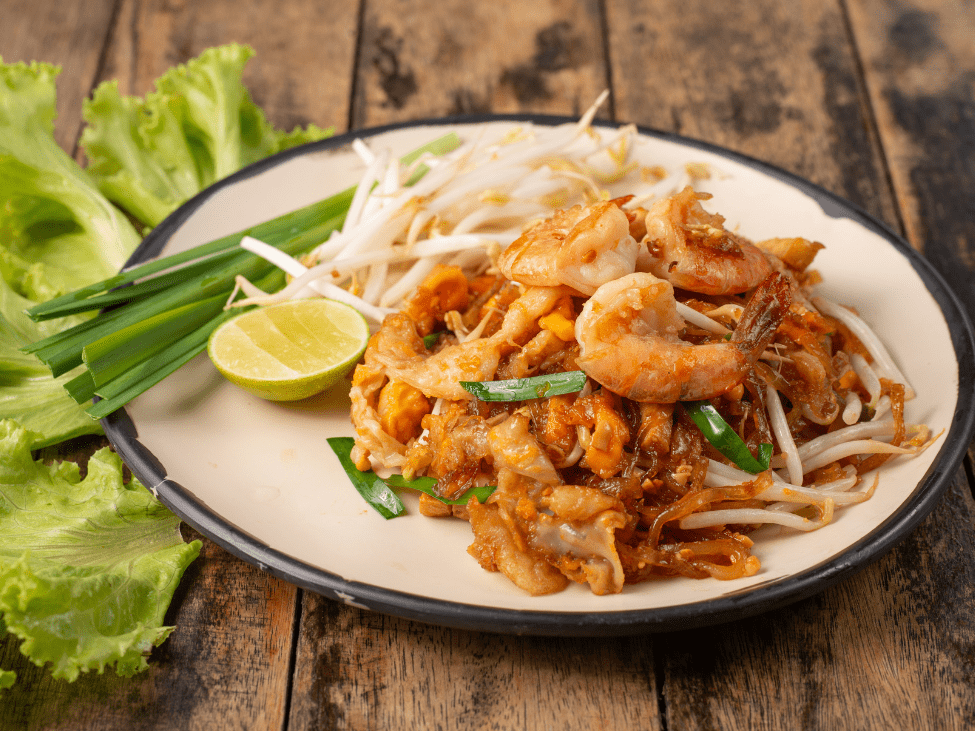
104 115 975 636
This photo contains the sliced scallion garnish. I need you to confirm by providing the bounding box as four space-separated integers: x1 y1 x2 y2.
460 371 587 402
683 400 773 474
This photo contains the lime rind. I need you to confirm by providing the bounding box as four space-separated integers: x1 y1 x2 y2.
207 298 369 401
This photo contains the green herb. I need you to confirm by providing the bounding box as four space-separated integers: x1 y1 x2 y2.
422 330 447 349
24 132 460 417
0 57 143 446
81 44 333 228
328 439 495 517
327 437 405 519
460 371 588 402
0 45 337 448
0 420 200 686
683 400 773 474
385 474 495 505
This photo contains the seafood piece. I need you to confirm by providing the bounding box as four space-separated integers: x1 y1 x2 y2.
467 469 627 595
497 200 640 295
361 287 566 403
467 496 570 596
640 187 773 295
575 271 791 402
487 412 561 485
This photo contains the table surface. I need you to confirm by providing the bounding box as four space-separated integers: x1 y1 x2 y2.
4 0 975 728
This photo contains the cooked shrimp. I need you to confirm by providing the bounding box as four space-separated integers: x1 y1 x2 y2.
575 271 791 402
365 287 566 401
639 187 773 295
497 199 640 295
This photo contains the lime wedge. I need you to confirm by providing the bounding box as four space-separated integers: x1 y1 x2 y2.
208 299 369 401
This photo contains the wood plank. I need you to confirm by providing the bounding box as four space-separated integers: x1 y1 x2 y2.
605 0 901 226
0 527 299 730
287 593 662 731
659 470 975 730
602 0 975 727
352 0 609 126
98 0 360 133
844 0 975 310
0 0 118 151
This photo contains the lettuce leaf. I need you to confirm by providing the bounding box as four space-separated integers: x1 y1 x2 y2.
0 420 201 685
81 43 333 228
0 59 145 447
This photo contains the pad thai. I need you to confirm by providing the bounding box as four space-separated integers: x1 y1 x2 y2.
232 98 933 596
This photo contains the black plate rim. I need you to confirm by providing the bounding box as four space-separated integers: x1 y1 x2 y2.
103 113 975 637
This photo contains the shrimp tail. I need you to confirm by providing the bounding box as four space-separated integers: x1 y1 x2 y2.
731 272 791 361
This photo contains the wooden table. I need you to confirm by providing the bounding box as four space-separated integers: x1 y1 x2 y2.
3 0 974 728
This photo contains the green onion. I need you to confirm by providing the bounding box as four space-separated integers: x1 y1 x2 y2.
683 400 773 474
460 371 588 402
327 438 495 518
422 330 447 349
385 474 495 505
327 437 405 519
82 293 226 387
23 132 461 417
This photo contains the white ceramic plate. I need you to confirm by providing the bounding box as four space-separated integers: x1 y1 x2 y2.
105 117 975 635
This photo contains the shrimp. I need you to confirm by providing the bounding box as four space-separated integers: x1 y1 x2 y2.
364 287 566 401
639 186 773 295
497 199 640 295
575 271 791 402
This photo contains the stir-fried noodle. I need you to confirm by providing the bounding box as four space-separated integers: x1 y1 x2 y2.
235 98 935 595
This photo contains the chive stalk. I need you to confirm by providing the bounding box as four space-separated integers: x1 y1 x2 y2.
21 129 461 418
384 474 495 505
327 438 495 518
460 371 588 402
683 400 773 474
327 437 405 519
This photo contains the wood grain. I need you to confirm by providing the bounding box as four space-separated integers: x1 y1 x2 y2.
605 0 900 227
659 470 975 730
0 0 119 151
0 528 299 730
287 592 662 731
845 0 975 310
600 0 975 728
97 0 360 133
352 0 609 126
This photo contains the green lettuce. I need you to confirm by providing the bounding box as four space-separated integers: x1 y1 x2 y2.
0 59 144 446
81 43 333 228
0 420 201 686
0 61 141 290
